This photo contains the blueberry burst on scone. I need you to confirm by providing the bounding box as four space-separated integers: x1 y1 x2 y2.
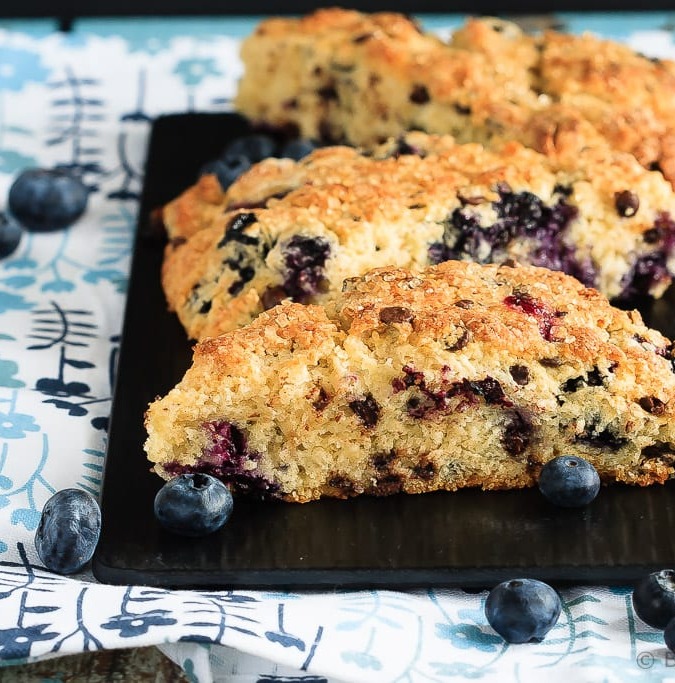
234 9 675 184
144 261 675 502
162 132 675 340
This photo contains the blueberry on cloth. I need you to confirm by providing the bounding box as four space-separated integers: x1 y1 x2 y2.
34 489 101 575
537 455 600 507
223 134 277 163
154 473 233 537
0 212 22 259
279 139 317 161
199 155 251 190
485 578 562 643
8 168 89 232
633 570 675 629
665 617 675 652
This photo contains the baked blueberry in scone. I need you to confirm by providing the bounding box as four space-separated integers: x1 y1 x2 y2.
161 132 675 340
144 260 675 502
234 8 675 185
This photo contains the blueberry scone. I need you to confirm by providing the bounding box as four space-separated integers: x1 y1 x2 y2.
234 8 675 184
144 260 675 502
161 133 675 340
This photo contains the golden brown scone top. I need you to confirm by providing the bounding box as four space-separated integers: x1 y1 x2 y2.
164 131 673 243
192 260 675 416
236 10 675 183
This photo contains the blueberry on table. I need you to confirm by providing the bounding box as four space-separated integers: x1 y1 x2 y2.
199 155 252 191
0 212 23 259
8 168 89 232
223 134 277 163
485 578 562 644
154 473 233 537
34 489 101 575
537 455 600 507
279 139 318 161
633 570 675 629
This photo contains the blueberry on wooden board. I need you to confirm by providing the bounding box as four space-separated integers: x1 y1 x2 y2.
279 139 317 161
223 134 276 163
538 455 600 507
200 155 251 190
154 473 233 537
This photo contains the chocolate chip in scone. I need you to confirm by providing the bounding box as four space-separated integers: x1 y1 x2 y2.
412 460 436 480
454 299 474 309
639 396 666 415
352 32 373 43
562 366 605 392
312 386 331 411
469 377 512 407
228 265 255 295
615 190 640 217
641 442 675 464
317 85 338 101
409 84 430 104
371 473 403 495
199 300 212 314
379 306 414 324
391 137 424 157
502 412 532 456
327 474 358 494
217 212 259 248
575 417 627 451
349 393 381 428
445 328 471 351
454 103 472 116
509 364 530 385
539 357 563 368
553 184 573 197
372 450 396 471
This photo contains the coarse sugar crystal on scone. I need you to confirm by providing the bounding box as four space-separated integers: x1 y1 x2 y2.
161 132 675 340
144 260 675 503
234 8 675 184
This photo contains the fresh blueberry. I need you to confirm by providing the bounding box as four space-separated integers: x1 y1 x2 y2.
665 617 675 652
279 139 318 161
199 155 252 191
154 473 233 537
0 212 23 259
633 570 675 629
537 455 600 507
485 578 562 643
8 168 89 232
34 489 101 575
223 134 276 163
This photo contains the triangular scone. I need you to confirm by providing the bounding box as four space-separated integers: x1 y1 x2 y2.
161 133 675 340
145 260 675 502
234 9 675 183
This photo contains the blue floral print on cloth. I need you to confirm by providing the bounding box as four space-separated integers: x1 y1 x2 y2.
1 13 675 683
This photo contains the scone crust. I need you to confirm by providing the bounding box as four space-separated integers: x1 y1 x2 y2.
161 133 675 340
234 10 675 184
145 260 675 502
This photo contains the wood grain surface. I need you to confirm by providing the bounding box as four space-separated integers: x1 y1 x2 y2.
0 647 189 682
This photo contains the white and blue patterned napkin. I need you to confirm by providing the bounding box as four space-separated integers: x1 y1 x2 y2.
1 15 675 682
